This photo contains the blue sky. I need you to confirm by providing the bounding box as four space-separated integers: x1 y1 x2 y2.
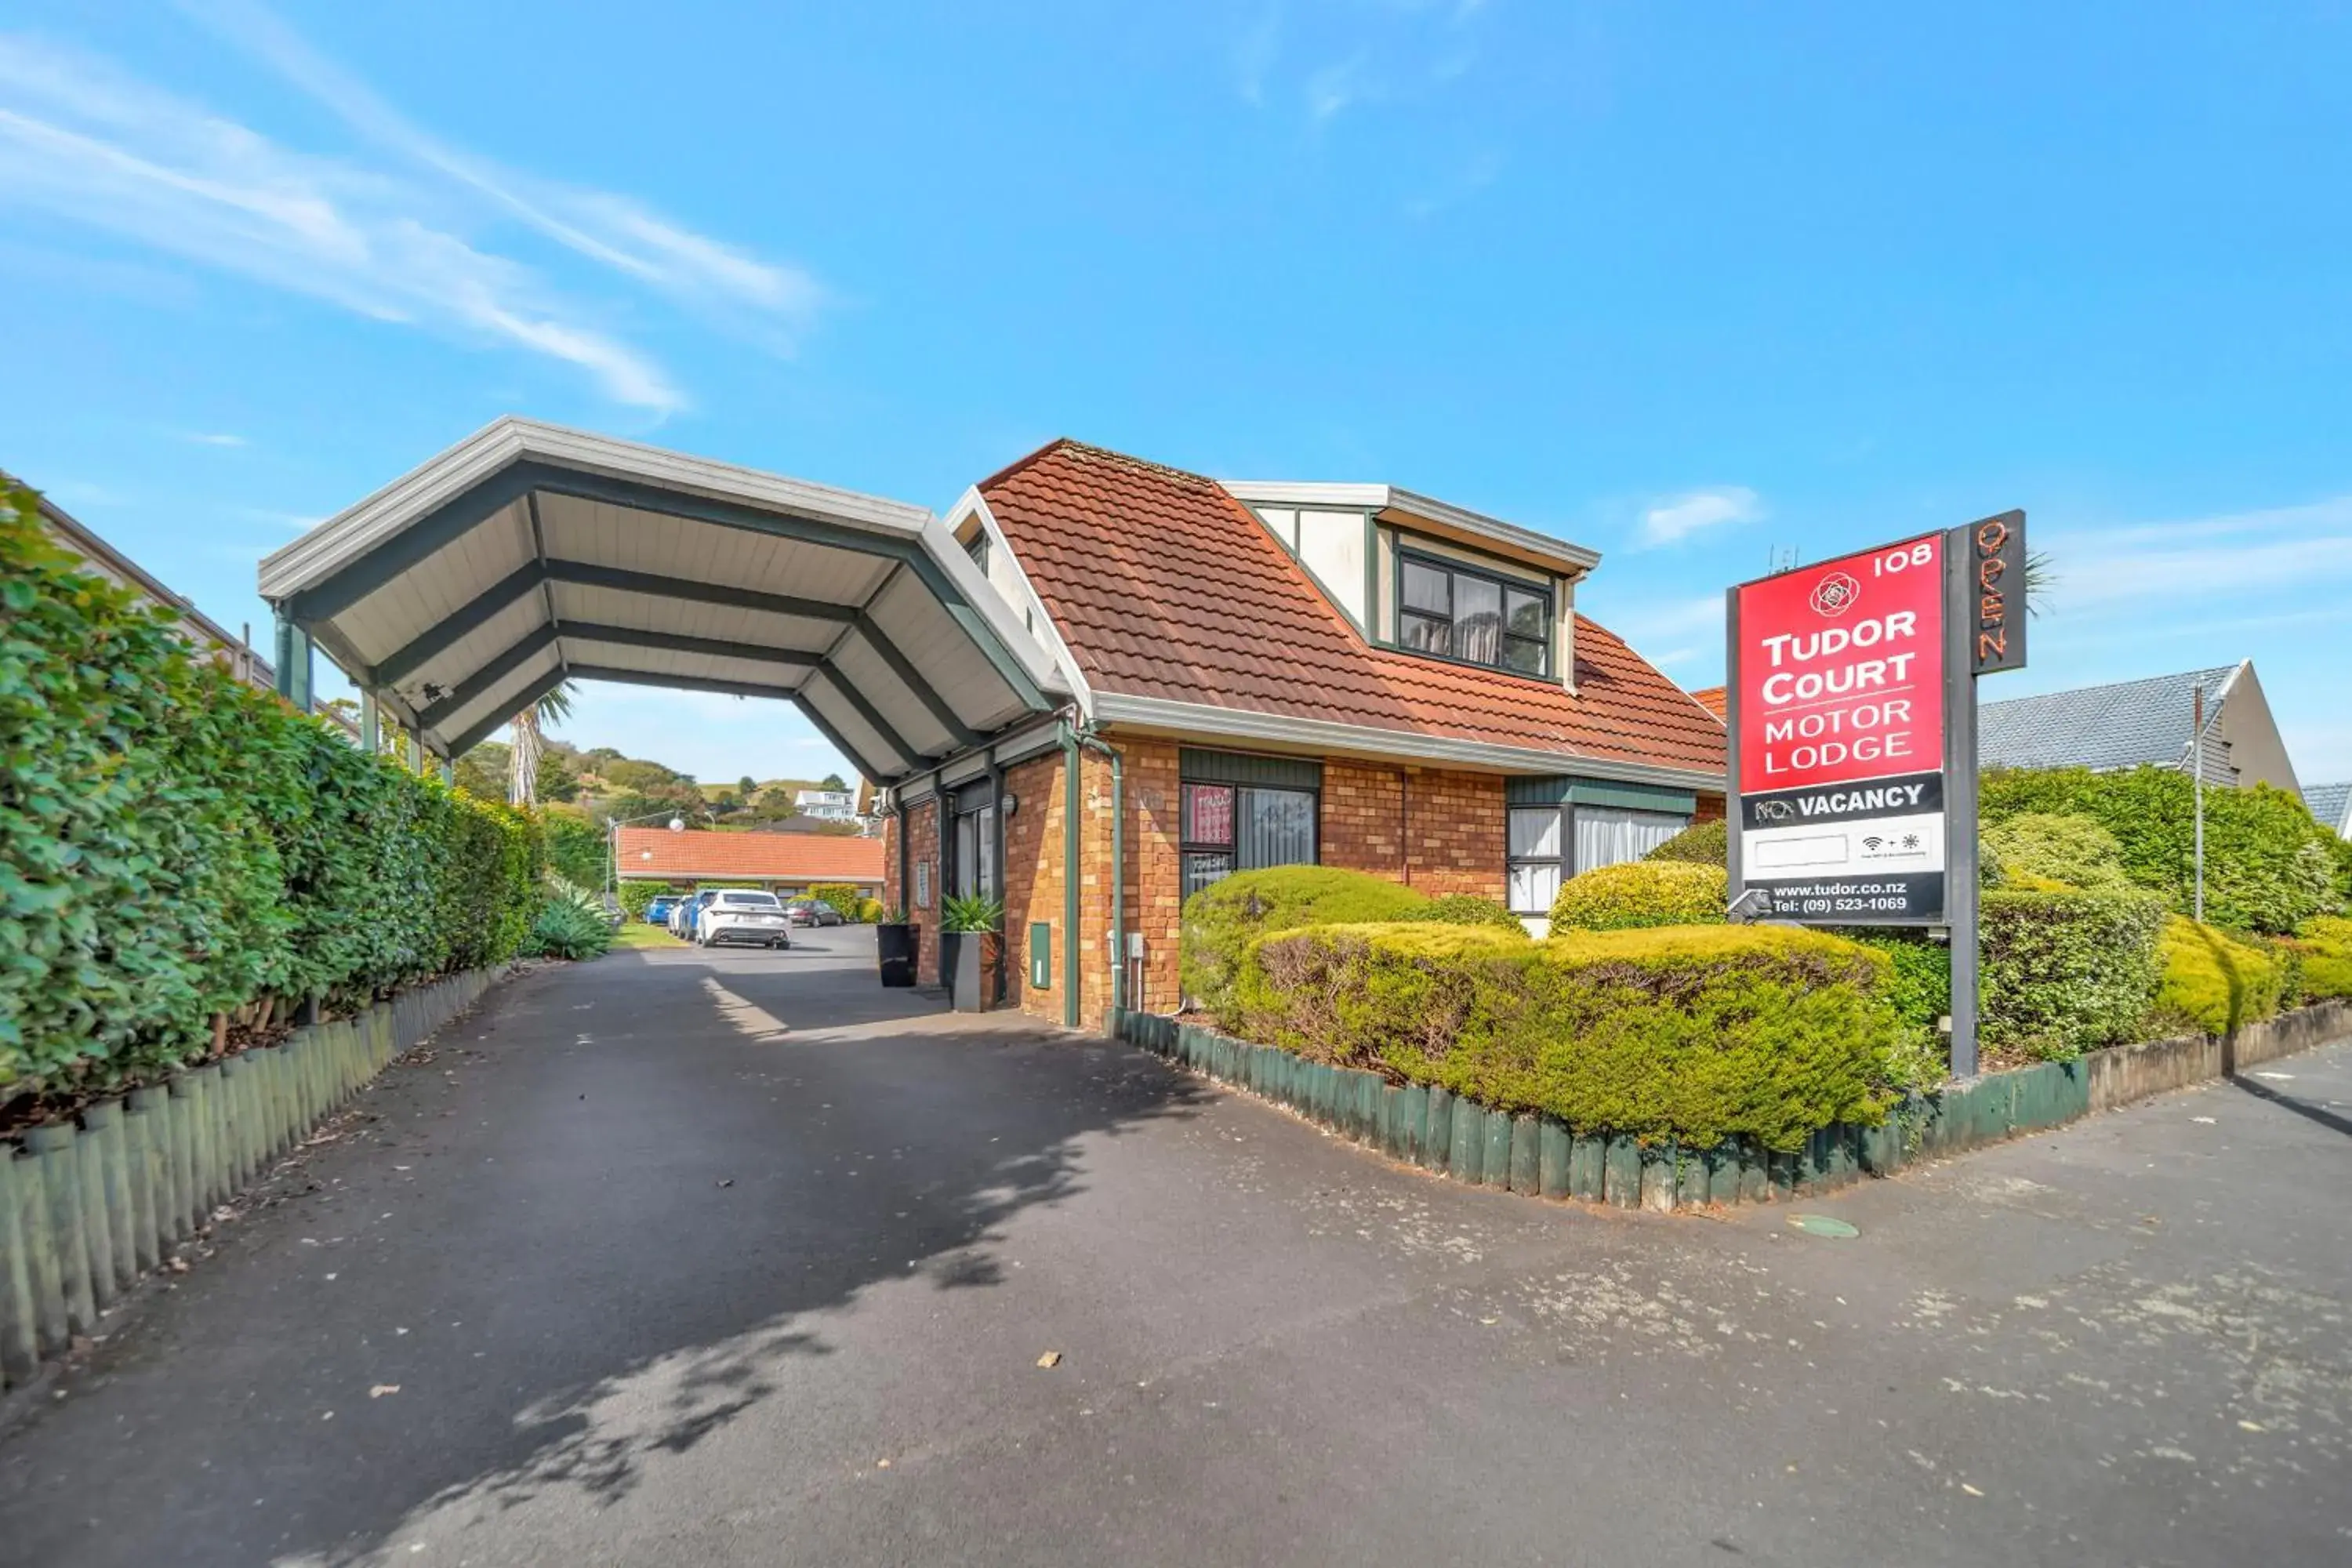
5 2 2349 785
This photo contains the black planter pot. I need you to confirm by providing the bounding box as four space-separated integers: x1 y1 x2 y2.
876 922 917 987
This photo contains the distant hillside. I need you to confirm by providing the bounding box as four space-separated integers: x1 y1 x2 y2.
455 736 862 833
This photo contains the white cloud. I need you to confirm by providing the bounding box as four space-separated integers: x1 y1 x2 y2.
2038 495 2352 615
0 13 822 413
1305 54 1373 122
183 430 246 447
183 1 822 334
1635 486 1765 549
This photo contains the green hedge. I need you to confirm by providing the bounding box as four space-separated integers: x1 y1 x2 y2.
1548 861 1726 931
1403 894 1526 931
1981 811 2134 893
1983 766 2346 934
1 484 539 1107
807 881 870 920
1181 866 1431 1017
1231 921 1902 1151
1978 887 2167 1062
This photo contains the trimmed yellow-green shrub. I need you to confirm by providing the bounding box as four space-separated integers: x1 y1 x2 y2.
2288 915 2352 1000
1979 887 2166 1062
1402 894 1528 932
1644 818 1727 867
1181 865 1430 1020
1548 861 1726 931
807 882 869 919
1982 812 2134 892
1232 920 1900 1151
2154 916 2288 1035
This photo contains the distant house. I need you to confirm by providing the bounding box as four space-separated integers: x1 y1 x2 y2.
793 787 862 822
616 827 885 899
1980 662 2299 793
1688 685 1728 721
2305 782 2352 840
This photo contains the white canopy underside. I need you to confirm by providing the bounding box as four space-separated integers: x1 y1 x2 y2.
258 419 1064 780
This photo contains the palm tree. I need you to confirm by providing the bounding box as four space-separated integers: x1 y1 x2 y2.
508 681 579 808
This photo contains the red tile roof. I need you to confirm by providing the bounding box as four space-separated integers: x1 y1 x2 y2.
981 441 1729 778
1690 686 1728 720
617 828 884 884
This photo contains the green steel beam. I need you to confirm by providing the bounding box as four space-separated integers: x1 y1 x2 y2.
413 622 560 730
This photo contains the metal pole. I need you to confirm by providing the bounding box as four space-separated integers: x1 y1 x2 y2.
360 690 379 756
2193 687 2205 924
1943 527 1980 1080
1723 586 1743 904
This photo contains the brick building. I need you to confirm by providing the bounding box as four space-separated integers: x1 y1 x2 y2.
882 441 1728 1031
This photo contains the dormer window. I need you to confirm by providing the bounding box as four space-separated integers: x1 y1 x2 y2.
1397 551 1552 677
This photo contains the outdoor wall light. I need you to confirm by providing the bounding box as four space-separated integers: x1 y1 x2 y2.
668 816 684 831
1001 793 1018 817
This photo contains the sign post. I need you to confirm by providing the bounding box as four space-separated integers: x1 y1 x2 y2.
1726 512 2025 1080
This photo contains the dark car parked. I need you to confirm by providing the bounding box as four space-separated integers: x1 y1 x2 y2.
782 898 845 927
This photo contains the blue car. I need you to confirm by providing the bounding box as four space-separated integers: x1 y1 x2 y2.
644 895 680 927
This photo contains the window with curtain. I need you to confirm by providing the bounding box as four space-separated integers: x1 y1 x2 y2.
1506 807 1563 915
1181 782 1318 898
1506 802 1690 915
1396 552 1551 677
1573 807 1688 873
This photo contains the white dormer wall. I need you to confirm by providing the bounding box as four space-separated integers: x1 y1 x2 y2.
1242 495 1587 694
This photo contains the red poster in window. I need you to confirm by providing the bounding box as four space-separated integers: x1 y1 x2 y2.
1735 534 1945 795
1184 783 1233 846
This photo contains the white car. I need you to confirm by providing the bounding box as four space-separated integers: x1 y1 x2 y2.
697 890 793 949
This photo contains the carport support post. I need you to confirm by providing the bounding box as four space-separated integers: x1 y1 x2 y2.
271 610 314 713
359 690 379 756
1060 720 1082 1030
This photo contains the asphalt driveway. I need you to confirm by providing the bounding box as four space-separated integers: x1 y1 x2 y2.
2 928 2347 1566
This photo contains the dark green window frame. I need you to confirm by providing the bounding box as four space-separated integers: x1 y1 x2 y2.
1394 547 1552 678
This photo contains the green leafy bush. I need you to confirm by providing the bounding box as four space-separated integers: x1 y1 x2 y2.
856 897 888 924
1402 894 1528 931
807 881 869 919
1978 887 2167 1062
527 883 615 960
540 807 607 888
617 881 681 920
1548 862 1726 931
941 892 1006 933
1982 766 2344 933
0 483 539 1106
1181 866 1431 1017
1644 818 1728 866
1982 812 2133 892
2151 916 2287 1035
1232 921 1901 1151
1839 930 1952 1038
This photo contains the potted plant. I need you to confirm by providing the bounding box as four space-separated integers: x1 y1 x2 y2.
939 892 1005 1012
875 906 918 987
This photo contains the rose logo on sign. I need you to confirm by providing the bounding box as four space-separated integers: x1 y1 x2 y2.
1809 572 1860 618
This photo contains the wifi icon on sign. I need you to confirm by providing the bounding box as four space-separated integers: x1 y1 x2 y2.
1861 836 1884 851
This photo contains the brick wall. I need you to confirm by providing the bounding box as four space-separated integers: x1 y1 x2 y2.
881 798 942 983
1693 791 1727 823
1002 751 1062 1025
1320 760 1505 902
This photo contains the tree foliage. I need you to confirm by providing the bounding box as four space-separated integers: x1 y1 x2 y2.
0 484 539 1105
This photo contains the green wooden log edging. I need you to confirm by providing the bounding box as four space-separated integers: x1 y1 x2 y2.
80 1102 137 1297
165 1075 199 1240
25 1127 94 1337
70 1114 118 1311
0 1148 41 1388
124 1089 165 1274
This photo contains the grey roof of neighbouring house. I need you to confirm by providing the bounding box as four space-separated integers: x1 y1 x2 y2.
1980 665 2240 775
2307 781 2352 836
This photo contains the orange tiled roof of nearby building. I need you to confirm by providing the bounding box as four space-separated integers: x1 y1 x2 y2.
1690 686 1728 720
616 828 884 883
980 441 1730 777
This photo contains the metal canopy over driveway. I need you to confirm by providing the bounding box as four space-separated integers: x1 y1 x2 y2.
257 418 1064 779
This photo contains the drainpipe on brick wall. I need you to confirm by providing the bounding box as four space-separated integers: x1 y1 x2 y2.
1074 726 1124 1017
1057 718 1082 1029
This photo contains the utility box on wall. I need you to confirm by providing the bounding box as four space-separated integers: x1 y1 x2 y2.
1029 922 1052 989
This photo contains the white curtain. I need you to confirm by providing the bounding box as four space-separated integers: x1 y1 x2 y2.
1573 808 1688 873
